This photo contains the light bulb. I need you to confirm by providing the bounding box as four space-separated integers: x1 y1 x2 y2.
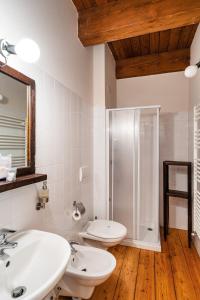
15 38 40 63
184 65 198 78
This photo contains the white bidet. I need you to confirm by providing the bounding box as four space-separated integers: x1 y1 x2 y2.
58 244 116 299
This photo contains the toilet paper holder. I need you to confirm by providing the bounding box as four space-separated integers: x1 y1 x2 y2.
73 201 86 215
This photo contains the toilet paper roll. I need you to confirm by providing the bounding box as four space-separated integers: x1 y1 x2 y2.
72 209 81 221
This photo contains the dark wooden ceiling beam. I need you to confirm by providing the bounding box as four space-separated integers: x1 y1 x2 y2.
78 0 200 46
116 48 190 79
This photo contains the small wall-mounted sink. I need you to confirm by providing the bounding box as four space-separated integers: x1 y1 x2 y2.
0 230 70 300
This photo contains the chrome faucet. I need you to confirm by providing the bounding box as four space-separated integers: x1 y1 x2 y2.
0 228 18 260
69 240 80 255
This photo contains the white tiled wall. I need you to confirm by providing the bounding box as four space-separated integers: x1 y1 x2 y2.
160 112 189 229
189 24 200 254
0 0 93 239
116 73 190 230
0 69 93 239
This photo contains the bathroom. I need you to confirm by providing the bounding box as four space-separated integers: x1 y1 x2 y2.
0 0 200 299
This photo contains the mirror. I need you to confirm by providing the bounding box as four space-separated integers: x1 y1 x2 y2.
0 63 35 176
0 72 28 167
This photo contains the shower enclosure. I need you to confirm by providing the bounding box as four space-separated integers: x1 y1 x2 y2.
106 106 160 251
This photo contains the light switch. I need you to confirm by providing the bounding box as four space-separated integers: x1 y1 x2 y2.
79 166 88 183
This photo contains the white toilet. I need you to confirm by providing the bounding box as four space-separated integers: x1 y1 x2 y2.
58 244 116 299
79 219 127 249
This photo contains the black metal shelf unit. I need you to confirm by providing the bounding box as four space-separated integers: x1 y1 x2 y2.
163 160 192 247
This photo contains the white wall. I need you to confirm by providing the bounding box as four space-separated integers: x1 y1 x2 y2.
0 0 93 239
189 24 200 255
93 44 116 219
117 72 189 112
117 72 190 229
0 0 92 101
105 45 116 108
188 24 200 113
93 45 107 219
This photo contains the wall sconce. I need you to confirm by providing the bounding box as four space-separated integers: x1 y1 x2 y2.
0 38 40 66
184 61 200 78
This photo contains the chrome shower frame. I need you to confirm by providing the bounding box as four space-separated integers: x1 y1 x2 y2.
106 105 161 252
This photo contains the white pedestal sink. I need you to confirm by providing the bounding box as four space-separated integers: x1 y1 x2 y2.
0 230 71 300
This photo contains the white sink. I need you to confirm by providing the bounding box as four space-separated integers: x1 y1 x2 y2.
0 230 71 300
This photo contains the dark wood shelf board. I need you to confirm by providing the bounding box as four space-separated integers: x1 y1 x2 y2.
0 174 47 193
166 189 188 199
163 160 191 166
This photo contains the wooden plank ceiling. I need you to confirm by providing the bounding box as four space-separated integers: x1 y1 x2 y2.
72 0 199 78
112 25 197 78
72 0 114 10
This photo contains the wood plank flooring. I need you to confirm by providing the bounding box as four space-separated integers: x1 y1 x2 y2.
60 228 200 300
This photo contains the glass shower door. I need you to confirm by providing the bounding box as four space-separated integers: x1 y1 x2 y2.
108 107 160 247
110 109 136 240
138 108 159 243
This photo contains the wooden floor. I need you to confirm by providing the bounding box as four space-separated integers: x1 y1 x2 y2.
60 228 200 300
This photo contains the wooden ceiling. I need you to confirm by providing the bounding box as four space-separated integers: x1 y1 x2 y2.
72 0 200 78
110 25 197 78
109 25 198 60
73 0 114 10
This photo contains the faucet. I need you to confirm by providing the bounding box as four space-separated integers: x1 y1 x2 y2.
69 240 80 255
0 228 18 260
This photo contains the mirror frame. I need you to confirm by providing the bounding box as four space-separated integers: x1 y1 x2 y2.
0 62 35 176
